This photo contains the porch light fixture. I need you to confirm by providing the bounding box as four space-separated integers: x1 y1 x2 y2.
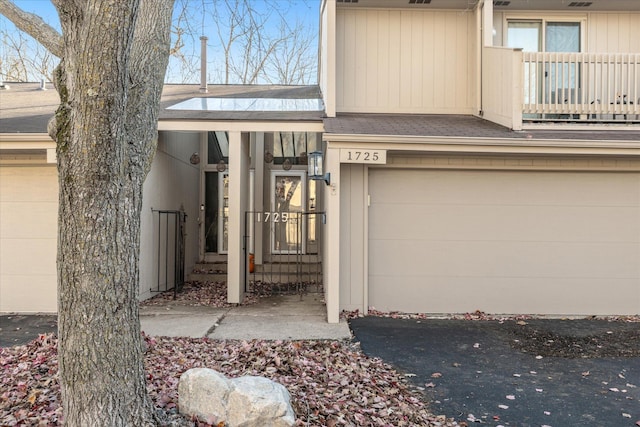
308 151 330 186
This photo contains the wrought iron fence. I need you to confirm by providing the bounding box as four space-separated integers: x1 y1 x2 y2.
151 209 186 299
243 211 324 295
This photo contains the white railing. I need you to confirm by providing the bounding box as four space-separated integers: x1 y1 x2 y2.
522 52 640 121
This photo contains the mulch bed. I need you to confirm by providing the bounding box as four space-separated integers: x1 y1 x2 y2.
0 334 461 426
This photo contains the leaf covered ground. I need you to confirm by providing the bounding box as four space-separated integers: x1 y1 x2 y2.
0 333 460 426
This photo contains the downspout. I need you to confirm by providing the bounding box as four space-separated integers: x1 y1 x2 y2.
200 36 208 93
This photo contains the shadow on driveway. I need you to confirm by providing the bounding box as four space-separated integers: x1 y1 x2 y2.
349 317 640 427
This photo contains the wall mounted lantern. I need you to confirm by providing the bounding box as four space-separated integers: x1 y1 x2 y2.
307 151 330 186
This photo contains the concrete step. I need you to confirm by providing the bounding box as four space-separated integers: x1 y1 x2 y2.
254 264 321 273
263 254 321 264
248 272 323 283
188 272 227 282
189 257 322 283
188 271 322 284
193 262 228 273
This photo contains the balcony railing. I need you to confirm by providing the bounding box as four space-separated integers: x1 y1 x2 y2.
522 52 640 122
482 48 640 129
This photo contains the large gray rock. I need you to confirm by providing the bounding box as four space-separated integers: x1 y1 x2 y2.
227 376 295 427
178 368 295 427
178 368 231 424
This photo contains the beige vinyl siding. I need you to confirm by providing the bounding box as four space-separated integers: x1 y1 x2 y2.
336 8 476 114
339 163 366 312
0 166 58 313
367 168 640 315
587 13 640 53
138 131 200 301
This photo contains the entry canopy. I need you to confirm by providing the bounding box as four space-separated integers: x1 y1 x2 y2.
168 97 324 112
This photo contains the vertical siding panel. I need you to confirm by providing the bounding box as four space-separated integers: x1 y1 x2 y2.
335 11 344 109
388 11 401 109
607 14 618 52
467 12 476 109
338 165 352 309
400 10 413 108
617 14 630 52
411 12 424 108
444 12 458 110
377 11 390 109
366 10 379 107
433 12 446 109
422 12 435 108
631 14 640 52
587 13 640 52
354 12 368 108
341 11 357 109
455 12 469 109
586 13 597 53
593 14 608 52
336 7 475 113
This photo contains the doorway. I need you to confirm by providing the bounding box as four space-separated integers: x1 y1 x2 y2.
270 170 306 254
203 171 228 257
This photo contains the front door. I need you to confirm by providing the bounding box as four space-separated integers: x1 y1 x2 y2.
271 171 306 254
203 171 229 258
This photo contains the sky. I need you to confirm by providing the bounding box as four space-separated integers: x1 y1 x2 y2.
0 0 321 84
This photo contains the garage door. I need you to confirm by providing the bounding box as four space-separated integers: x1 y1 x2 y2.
368 169 640 315
0 166 58 312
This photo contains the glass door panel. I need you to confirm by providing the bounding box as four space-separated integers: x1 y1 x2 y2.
219 172 229 253
271 171 305 254
508 21 542 105
546 22 581 104
203 171 229 255
204 172 219 253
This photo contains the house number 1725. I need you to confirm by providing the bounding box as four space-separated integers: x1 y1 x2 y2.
340 149 387 164
255 212 289 223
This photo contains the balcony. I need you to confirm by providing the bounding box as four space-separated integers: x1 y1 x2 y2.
483 47 640 130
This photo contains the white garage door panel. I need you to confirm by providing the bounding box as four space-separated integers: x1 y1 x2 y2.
370 204 636 242
370 241 638 279
368 276 639 315
368 169 640 315
378 170 637 206
0 166 58 313
0 202 58 239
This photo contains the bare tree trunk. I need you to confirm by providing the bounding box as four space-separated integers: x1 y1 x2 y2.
0 0 174 425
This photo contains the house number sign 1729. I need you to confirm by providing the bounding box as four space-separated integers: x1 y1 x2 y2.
340 149 387 164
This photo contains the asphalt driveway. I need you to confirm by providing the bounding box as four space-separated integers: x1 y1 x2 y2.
349 317 640 427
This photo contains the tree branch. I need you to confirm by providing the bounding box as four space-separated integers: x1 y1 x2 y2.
0 0 63 58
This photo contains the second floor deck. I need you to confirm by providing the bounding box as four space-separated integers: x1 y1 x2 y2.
483 49 639 130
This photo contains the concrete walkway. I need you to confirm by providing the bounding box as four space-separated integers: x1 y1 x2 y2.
1 294 350 347
140 293 351 341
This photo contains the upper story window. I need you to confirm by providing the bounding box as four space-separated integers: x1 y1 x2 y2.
272 132 321 166
507 20 581 53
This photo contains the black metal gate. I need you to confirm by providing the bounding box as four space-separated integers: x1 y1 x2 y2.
244 211 324 295
151 209 186 299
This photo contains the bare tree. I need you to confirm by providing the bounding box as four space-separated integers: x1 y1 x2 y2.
167 0 318 85
0 0 174 425
208 0 317 85
165 0 200 83
1 0 318 85
0 29 56 82
264 19 317 85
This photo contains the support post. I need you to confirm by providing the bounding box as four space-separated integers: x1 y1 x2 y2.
227 131 249 303
254 132 265 265
324 146 340 323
